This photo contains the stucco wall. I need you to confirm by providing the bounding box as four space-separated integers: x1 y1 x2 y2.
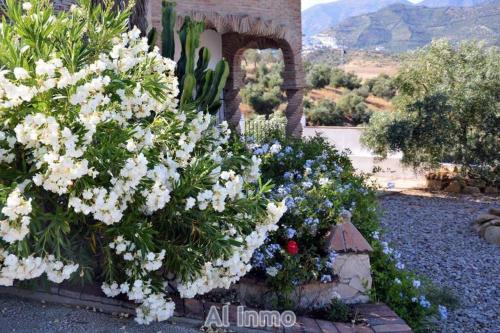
173 30 222 69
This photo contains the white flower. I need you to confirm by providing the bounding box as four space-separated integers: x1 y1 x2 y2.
266 266 279 277
185 197 196 210
13 68 30 80
22 2 32 11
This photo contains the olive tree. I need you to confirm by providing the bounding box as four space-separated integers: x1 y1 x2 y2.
362 40 500 178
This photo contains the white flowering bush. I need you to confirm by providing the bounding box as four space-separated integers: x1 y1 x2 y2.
0 0 286 324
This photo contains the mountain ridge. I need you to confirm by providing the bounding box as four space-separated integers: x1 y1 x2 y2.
302 0 500 38
302 0 411 37
329 2 500 53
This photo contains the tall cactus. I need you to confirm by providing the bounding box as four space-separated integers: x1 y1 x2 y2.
159 1 229 115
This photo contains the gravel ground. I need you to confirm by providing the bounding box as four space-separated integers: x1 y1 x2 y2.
0 294 201 333
379 191 500 333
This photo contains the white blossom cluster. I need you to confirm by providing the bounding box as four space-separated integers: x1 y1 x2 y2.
104 236 172 324
0 250 79 286
0 1 287 325
0 188 32 243
102 279 174 324
176 201 287 298
0 131 16 164
109 236 166 272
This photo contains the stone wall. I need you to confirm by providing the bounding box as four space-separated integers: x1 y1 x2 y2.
233 252 372 310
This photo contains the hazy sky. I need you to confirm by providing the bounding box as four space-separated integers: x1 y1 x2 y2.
302 0 423 11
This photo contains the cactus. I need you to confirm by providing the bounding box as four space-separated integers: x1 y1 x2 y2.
159 1 229 115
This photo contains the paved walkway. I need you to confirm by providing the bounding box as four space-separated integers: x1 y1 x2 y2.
0 285 412 333
0 294 201 333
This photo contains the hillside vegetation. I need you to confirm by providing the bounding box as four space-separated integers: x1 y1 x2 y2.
331 2 500 53
302 0 410 37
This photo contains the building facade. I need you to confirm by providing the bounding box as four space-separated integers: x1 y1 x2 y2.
51 0 305 136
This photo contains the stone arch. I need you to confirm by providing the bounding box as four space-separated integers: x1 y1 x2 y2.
221 33 304 137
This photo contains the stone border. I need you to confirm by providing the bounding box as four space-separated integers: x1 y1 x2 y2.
0 285 411 333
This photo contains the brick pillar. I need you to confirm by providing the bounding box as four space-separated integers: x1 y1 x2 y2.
285 88 303 138
223 89 242 131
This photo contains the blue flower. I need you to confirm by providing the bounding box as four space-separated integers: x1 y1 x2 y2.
304 159 314 168
438 305 448 320
283 172 293 180
302 181 313 189
285 197 296 209
413 280 421 288
419 296 431 309
323 199 333 208
320 275 332 283
296 151 304 159
304 217 319 226
285 228 297 239
325 251 337 269
251 251 266 269
284 146 293 154
264 244 281 258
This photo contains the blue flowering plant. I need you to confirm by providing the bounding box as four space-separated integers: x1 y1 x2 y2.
246 136 379 306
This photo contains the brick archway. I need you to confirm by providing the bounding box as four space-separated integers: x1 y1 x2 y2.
222 33 304 137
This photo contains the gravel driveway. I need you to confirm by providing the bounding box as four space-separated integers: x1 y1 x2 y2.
379 191 500 333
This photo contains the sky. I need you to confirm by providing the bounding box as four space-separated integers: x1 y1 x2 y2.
302 0 423 11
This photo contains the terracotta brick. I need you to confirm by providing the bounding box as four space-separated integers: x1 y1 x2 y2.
326 222 373 253
184 298 204 320
333 322 354 333
285 322 305 333
296 316 322 333
372 324 411 333
355 304 398 319
172 296 185 317
316 319 340 333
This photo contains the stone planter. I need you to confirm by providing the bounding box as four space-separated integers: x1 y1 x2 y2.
233 213 373 310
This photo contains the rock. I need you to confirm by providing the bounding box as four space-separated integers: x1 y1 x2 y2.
444 180 462 193
477 220 500 237
463 186 481 195
426 179 443 191
474 214 498 225
484 187 498 195
483 226 500 245
488 207 500 216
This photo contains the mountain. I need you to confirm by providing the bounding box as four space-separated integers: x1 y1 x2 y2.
419 0 493 7
330 2 500 53
302 0 412 37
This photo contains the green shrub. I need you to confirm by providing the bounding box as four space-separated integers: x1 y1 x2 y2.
307 64 332 89
241 63 284 116
325 299 352 322
330 69 362 90
366 74 397 100
353 85 370 99
336 93 372 125
306 100 345 126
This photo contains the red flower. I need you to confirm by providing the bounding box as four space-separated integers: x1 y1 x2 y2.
286 240 299 255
